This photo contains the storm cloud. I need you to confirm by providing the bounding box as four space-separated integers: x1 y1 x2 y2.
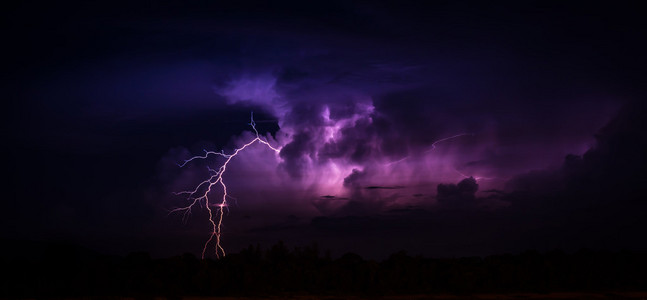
4 1 647 258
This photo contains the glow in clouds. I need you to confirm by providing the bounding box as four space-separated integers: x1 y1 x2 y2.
169 76 502 258
170 111 486 259
171 112 280 258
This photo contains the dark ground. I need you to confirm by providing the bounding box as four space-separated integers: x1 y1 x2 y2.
2 240 646 299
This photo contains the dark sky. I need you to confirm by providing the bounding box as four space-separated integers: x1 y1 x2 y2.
3 1 647 259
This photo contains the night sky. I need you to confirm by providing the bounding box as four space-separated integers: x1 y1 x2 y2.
4 1 647 259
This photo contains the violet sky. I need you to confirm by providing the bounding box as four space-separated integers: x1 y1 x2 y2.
4 1 647 258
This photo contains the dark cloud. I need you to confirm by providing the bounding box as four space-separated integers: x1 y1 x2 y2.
505 101 647 207
343 169 367 188
365 186 404 190
437 177 479 207
279 131 317 179
495 101 647 249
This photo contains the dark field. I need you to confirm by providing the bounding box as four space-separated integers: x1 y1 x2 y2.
19 293 647 300
3 241 646 300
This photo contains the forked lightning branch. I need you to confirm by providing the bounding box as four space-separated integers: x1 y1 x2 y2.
171 112 280 259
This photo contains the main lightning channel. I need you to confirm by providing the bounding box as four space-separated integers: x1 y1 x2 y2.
171 112 280 259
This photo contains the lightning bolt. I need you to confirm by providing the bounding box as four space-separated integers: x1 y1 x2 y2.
384 133 475 166
454 169 511 182
454 169 496 181
426 133 474 152
171 112 280 259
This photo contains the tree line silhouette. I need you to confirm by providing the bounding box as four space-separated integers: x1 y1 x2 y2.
2 241 646 299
